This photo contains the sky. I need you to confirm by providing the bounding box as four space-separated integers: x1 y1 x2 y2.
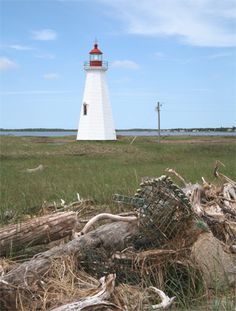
0 0 236 130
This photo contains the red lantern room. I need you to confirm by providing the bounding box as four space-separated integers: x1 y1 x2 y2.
89 43 103 66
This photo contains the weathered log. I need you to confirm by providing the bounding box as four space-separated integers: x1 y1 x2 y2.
191 232 236 289
0 211 78 257
0 221 138 310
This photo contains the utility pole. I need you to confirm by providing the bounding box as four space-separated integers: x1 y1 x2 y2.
155 102 162 143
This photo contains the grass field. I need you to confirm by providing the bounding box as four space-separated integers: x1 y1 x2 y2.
0 134 236 310
0 134 236 224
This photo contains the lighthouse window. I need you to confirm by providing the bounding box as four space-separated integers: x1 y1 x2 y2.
83 103 88 115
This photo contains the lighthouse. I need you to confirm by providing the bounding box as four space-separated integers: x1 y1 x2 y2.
77 42 116 140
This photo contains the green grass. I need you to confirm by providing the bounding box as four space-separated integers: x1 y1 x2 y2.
0 135 236 224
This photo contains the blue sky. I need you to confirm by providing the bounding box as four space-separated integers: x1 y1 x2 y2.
0 0 235 129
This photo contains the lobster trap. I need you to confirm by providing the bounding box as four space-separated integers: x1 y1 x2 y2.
114 175 194 249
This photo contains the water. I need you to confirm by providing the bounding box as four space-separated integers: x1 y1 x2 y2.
0 130 235 137
118 130 236 137
0 131 77 137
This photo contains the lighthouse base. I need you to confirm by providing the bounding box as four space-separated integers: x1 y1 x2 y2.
76 136 117 141
77 130 117 141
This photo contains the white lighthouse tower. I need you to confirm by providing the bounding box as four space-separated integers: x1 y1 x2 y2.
77 42 116 140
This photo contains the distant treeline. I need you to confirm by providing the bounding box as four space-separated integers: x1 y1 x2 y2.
118 127 236 132
0 128 77 132
168 127 236 132
0 127 235 132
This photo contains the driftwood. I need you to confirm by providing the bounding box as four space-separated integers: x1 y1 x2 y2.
164 168 236 289
50 274 120 311
0 211 78 257
75 213 138 237
148 287 176 310
0 209 138 258
25 164 44 173
0 221 138 310
166 168 236 243
191 232 236 289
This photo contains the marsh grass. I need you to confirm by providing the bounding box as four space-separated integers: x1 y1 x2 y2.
1 135 236 310
0 135 235 224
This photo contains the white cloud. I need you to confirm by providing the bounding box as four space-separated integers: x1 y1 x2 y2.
31 29 58 41
111 60 139 69
43 73 61 80
0 57 18 71
99 0 236 47
7 44 34 51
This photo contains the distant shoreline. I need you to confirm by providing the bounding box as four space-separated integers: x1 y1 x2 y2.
0 127 235 132
0 128 77 132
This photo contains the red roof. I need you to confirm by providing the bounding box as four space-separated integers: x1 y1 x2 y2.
89 43 103 55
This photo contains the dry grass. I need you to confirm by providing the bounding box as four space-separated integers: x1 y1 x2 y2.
15 255 99 310
9 241 206 311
